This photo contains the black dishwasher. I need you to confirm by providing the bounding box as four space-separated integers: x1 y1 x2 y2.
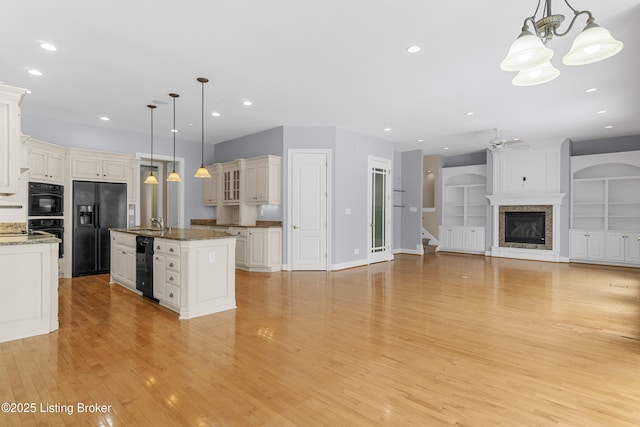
136 236 158 302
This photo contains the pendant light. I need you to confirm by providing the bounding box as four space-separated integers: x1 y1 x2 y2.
501 0 623 86
144 104 159 185
166 93 182 182
194 77 211 178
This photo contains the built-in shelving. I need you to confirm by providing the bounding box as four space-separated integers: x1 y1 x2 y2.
439 164 486 254
570 151 640 267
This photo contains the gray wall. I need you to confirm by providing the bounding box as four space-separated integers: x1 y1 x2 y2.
571 134 640 156
400 150 423 253
214 126 284 162
334 128 394 264
21 114 214 223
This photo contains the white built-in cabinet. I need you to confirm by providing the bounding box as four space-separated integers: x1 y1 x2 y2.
438 165 486 254
26 138 65 184
128 159 140 204
0 83 27 194
570 151 640 267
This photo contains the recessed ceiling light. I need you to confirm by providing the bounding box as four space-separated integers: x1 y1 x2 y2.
605 125 614 129
596 110 607 114
187 122 195 126
211 112 221 117
427 170 432 173
585 88 598 93
242 100 253 106
27 69 42 76
171 129 178 133
40 42 57 51
406 45 421 54
443 147 449 150
99 116 110 122
417 139 424 142
384 128 391 132
26 89 32 94
466 112 475 116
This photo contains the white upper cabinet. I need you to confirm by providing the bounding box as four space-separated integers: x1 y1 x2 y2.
202 164 220 206
69 149 129 182
0 83 27 194
26 138 65 184
244 155 282 205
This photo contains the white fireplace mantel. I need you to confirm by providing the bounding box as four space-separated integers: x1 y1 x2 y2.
486 193 566 206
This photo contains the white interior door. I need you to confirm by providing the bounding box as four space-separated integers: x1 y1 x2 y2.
368 157 392 264
289 150 329 270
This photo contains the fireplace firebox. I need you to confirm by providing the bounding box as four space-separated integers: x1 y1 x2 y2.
504 212 545 245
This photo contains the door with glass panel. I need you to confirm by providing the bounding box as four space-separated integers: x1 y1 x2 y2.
368 157 392 264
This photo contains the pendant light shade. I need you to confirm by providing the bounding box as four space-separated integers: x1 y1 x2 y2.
166 93 182 182
194 77 211 179
562 22 624 66
500 30 554 72
512 61 560 86
144 104 159 185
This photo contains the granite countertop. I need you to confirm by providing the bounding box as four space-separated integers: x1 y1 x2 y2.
110 227 236 241
190 219 282 228
0 231 61 246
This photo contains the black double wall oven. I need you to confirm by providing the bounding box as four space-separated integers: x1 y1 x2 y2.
28 182 65 258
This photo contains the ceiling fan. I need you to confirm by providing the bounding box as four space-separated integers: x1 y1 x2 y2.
487 128 528 151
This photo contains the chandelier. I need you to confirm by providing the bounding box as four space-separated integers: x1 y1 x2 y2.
500 0 624 86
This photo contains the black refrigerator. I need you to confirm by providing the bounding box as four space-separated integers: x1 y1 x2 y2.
73 181 127 276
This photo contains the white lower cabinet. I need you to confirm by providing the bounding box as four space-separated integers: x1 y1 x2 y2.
570 229 639 266
570 230 605 260
191 224 282 271
153 239 181 310
438 226 484 254
110 232 136 290
605 232 640 264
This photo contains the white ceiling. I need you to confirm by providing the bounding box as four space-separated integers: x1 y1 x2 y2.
2 0 640 155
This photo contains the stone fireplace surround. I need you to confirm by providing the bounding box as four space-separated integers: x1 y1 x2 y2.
499 205 553 250
486 193 565 262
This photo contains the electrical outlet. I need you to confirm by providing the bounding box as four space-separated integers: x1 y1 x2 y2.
209 253 216 263
354 248 360 255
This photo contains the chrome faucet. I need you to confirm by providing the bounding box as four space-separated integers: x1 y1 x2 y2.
150 217 164 229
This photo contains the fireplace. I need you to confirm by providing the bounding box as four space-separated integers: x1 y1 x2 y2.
498 205 553 250
505 212 545 245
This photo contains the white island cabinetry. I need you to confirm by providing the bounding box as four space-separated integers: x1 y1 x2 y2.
110 228 236 319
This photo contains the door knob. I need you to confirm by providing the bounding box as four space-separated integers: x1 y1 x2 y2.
293 225 299 229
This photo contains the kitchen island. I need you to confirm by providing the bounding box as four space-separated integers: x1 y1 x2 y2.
0 230 60 343
109 227 236 319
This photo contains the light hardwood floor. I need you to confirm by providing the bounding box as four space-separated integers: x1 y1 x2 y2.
1 253 640 426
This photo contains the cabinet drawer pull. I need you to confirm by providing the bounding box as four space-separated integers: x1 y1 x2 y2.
169 248 174 252
122 251 126 255
169 293 174 298
169 263 174 268
169 276 174 281
156 245 161 249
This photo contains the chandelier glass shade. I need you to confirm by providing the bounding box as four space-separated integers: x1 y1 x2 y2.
501 0 623 86
194 77 211 179
166 93 182 182
143 104 159 185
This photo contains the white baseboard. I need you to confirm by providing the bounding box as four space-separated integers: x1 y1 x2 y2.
331 259 369 271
